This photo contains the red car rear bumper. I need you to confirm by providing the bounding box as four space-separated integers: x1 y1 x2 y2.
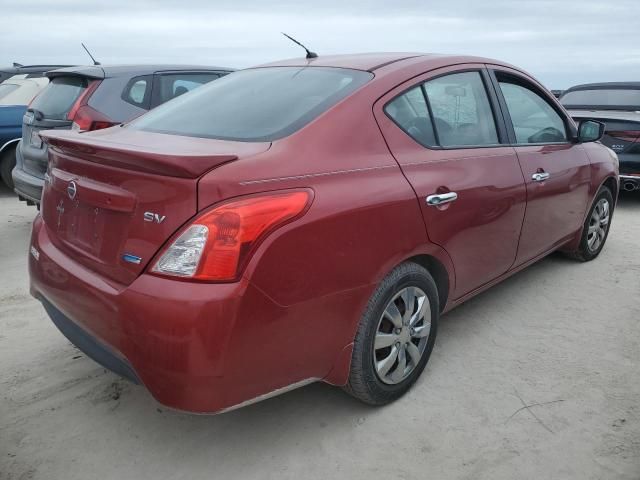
29 215 345 413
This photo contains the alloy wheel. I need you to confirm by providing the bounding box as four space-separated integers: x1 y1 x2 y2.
587 198 610 253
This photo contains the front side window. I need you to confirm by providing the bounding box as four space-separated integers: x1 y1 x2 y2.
499 80 567 144
132 67 373 142
424 72 499 147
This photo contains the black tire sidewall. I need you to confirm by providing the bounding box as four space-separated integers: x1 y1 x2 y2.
578 186 614 261
0 148 16 190
350 263 439 404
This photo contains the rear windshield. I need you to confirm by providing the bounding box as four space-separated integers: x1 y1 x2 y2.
561 88 640 110
0 83 19 100
30 76 89 119
130 67 373 142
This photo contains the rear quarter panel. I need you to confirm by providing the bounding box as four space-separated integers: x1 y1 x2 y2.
195 82 455 385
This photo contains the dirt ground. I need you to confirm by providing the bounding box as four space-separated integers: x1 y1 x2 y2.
1 183 639 480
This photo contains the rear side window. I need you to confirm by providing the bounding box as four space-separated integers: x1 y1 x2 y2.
385 86 436 147
132 67 373 142
122 75 151 108
154 73 220 105
30 76 88 120
499 81 567 144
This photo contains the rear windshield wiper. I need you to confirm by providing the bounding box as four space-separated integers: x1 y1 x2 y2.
26 108 45 121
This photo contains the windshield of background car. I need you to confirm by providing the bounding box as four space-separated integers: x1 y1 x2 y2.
30 76 89 120
130 66 373 141
561 88 640 110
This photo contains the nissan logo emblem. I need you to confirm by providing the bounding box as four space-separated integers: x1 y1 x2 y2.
67 181 77 200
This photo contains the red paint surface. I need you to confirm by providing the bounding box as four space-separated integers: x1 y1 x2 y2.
30 54 618 412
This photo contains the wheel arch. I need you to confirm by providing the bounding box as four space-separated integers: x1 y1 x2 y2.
406 254 450 313
0 138 20 154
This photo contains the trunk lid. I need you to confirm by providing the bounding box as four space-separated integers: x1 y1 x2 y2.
39 128 270 285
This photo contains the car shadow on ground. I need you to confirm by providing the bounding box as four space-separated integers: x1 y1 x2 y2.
0 182 14 198
617 190 640 210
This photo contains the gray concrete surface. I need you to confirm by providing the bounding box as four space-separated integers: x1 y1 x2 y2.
1 182 639 480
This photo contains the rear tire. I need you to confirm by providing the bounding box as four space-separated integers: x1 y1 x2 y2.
0 147 16 190
566 186 614 262
344 262 439 405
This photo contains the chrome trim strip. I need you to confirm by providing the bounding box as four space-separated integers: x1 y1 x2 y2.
218 378 319 414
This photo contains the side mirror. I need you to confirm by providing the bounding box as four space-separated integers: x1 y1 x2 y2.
577 119 605 143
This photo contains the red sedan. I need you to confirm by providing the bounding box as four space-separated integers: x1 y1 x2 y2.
30 53 618 413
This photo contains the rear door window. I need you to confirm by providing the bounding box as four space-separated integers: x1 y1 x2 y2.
152 73 221 106
30 76 88 120
424 72 499 147
498 79 568 144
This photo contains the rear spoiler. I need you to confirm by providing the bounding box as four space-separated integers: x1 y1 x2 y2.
46 65 105 80
40 130 239 179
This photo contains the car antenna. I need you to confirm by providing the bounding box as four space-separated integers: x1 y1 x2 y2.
281 33 318 59
81 43 101 65
13 62 24 68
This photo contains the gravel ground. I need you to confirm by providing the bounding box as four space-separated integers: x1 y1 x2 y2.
1 183 639 480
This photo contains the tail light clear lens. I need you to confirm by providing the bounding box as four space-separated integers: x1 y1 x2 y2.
151 190 311 281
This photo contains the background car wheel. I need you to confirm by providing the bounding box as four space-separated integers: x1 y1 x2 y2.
567 186 614 262
0 147 16 190
344 262 439 405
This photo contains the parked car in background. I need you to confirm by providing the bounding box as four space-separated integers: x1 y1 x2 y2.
0 76 50 189
0 64 72 84
561 82 640 192
29 53 618 414
13 64 233 205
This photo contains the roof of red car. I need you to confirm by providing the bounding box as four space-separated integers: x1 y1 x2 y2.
256 53 504 72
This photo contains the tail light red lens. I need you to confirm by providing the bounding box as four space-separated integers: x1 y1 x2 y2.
71 105 117 132
151 190 312 281
67 80 115 131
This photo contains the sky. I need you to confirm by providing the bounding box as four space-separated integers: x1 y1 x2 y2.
1 0 639 89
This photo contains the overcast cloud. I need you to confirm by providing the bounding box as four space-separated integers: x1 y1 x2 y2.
2 0 639 88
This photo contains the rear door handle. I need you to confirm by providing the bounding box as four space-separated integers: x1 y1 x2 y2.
532 172 550 182
426 192 458 206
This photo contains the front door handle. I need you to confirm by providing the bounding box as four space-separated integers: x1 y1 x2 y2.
532 172 550 182
426 192 458 206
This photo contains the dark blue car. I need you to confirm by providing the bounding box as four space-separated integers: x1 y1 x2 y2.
0 76 51 189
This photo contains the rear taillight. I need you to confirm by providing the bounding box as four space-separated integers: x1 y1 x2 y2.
67 80 115 132
608 131 640 143
151 190 312 281
71 105 116 132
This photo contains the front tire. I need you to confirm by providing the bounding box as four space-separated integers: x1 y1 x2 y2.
344 262 439 405
567 185 614 262
0 147 16 190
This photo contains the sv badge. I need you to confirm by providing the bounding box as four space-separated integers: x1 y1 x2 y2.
144 212 166 224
